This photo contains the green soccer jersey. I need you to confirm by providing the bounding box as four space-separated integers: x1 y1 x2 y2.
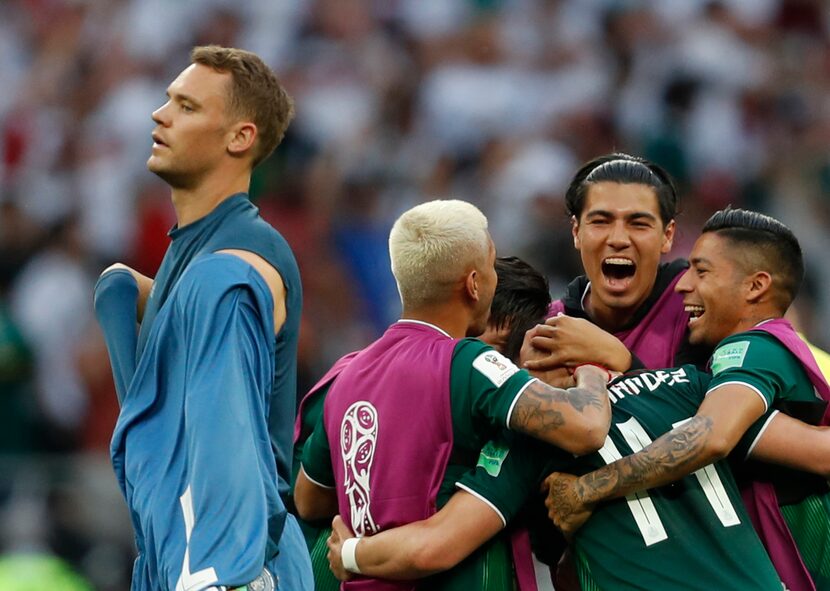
301 334 538 590
292 380 342 591
459 364 784 591
710 329 830 589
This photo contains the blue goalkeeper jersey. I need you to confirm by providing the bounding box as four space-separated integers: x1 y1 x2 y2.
111 254 285 589
95 193 307 590
137 193 302 507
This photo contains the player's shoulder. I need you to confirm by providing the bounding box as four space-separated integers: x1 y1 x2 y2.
452 337 492 359
246 211 301 275
175 253 271 304
217 249 284 298
452 338 530 390
710 330 788 376
452 339 512 374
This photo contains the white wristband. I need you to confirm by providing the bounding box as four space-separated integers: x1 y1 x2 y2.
341 537 362 574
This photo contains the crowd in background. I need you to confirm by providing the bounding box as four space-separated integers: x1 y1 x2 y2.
1 0 829 588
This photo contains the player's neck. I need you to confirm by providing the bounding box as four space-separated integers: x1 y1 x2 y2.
171 167 251 228
584 291 639 333
401 305 472 339
728 305 782 337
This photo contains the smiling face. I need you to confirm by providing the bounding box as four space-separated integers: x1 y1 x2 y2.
147 63 235 188
676 232 748 347
573 181 675 327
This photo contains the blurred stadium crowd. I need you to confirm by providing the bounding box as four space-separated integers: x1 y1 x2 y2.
1 0 829 588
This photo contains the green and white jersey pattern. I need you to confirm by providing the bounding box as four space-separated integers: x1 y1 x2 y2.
301 337 537 591
710 330 825 457
461 364 784 591
711 330 830 590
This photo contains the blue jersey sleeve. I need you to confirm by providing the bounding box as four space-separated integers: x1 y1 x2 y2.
93 268 139 403
170 254 281 588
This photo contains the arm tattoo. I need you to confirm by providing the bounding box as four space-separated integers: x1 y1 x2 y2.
511 381 566 434
569 371 608 411
579 415 715 504
510 377 607 438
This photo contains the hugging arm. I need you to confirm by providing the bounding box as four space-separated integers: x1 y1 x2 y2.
509 364 612 456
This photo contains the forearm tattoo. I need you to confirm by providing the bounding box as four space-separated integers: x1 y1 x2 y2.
510 375 607 438
580 415 715 504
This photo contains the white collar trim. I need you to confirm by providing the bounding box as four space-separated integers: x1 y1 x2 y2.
397 319 452 338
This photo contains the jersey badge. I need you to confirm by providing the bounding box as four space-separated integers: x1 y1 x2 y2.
476 440 510 477
473 350 519 387
711 341 750 374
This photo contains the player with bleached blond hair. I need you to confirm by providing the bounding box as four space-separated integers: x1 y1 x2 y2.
294 198 612 590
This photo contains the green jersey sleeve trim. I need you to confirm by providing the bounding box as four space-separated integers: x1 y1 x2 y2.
744 410 779 461
706 380 769 412
452 338 539 430
299 465 335 490
301 418 336 488
505 378 540 429
454 482 507 527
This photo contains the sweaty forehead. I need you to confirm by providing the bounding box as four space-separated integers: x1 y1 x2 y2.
582 182 661 218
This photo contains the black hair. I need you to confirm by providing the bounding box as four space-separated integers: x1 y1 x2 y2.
490 256 551 362
702 207 804 309
565 153 679 224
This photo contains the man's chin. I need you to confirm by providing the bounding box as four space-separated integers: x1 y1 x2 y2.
595 289 643 313
147 162 186 187
687 327 715 348
147 157 166 176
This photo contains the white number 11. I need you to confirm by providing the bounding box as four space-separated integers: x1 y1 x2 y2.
598 417 740 547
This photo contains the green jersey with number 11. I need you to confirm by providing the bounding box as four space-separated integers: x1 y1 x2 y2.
459 364 785 591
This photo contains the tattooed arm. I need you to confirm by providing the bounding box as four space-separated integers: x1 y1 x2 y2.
508 364 611 456
545 383 767 535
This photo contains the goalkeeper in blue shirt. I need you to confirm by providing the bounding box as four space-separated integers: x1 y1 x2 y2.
94 46 312 591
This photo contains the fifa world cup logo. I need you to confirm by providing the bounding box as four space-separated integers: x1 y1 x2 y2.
341 401 379 536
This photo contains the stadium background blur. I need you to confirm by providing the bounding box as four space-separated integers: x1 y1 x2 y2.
1 0 829 588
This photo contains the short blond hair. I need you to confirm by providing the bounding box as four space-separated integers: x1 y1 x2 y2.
389 200 490 308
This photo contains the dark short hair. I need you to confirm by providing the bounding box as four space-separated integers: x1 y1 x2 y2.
702 207 804 310
191 45 294 167
490 256 551 362
565 153 678 225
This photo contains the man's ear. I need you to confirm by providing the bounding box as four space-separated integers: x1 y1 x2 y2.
571 215 581 250
661 219 676 254
227 121 257 157
465 269 480 302
745 271 773 304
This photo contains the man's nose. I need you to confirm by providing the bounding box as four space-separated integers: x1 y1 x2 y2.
607 221 631 248
675 268 693 293
151 101 171 126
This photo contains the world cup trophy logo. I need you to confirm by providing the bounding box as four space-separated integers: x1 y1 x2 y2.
341 401 379 536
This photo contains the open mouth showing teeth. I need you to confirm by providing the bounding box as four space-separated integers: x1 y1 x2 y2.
685 305 704 318
602 258 636 280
